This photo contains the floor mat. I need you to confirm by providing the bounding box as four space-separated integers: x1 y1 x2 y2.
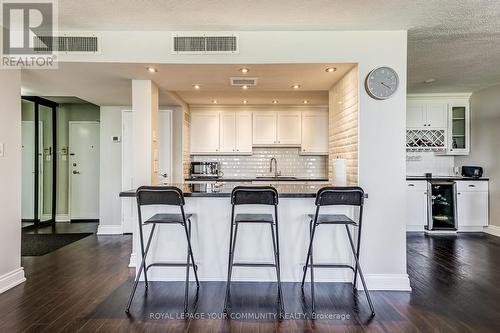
22 233 92 256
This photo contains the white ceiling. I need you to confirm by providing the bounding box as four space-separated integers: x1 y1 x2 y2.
54 0 500 94
22 63 353 105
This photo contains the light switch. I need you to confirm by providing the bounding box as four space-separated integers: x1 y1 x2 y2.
0 143 4 157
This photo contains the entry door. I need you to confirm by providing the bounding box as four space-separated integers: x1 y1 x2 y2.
69 122 100 220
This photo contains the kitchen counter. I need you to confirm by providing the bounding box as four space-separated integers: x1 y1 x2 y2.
120 182 325 198
184 177 329 182
406 176 489 181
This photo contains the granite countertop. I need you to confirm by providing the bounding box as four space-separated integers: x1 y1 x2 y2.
185 177 329 182
406 176 489 181
120 182 325 198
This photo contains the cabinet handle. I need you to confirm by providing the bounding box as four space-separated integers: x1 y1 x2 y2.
458 192 461 195
468 184 476 187
408 183 415 187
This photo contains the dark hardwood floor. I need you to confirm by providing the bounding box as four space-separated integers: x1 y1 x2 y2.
2 228 500 332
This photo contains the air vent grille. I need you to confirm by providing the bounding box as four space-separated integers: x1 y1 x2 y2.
173 35 238 53
230 77 258 86
34 36 99 53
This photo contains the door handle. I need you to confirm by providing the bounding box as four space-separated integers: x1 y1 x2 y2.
72 170 80 175
160 173 168 178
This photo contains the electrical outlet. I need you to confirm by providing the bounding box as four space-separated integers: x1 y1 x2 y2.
0 143 4 157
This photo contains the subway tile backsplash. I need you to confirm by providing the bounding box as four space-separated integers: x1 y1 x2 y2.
192 148 328 178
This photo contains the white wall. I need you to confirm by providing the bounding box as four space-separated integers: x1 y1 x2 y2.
98 106 124 234
0 70 26 293
62 30 409 289
456 85 500 228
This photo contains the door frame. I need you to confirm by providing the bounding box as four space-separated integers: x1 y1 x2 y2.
68 121 100 221
21 96 58 229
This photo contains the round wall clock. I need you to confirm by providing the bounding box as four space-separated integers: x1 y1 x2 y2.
365 66 399 100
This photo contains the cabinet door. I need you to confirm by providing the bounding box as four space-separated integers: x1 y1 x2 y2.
235 111 252 153
253 112 277 145
190 111 220 153
447 103 470 155
277 111 301 145
301 111 328 154
407 102 426 128
406 182 428 229
426 103 448 128
457 191 489 227
219 111 236 153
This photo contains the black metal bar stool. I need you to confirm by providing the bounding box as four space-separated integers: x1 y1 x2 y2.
224 186 284 316
300 186 375 317
125 186 200 314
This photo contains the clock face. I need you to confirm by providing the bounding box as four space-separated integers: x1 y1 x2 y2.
365 67 399 100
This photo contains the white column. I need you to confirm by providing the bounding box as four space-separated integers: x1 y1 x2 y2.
132 80 159 187
0 70 26 293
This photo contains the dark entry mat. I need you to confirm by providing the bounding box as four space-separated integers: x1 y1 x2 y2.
22 233 92 256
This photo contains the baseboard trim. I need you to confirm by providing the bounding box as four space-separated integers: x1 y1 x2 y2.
56 214 70 222
97 225 123 235
484 225 500 237
0 267 26 294
357 274 411 291
129 253 136 268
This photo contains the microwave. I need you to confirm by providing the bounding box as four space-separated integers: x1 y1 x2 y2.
190 162 222 179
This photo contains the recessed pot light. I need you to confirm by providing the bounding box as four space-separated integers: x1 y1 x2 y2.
272 100 279 104
193 84 201 90
241 85 248 90
240 68 249 74
292 84 301 89
212 100 217 104
303 100 310 104
325 67 337 73
242 100 248 104
424 78 436 84
146 67 158 73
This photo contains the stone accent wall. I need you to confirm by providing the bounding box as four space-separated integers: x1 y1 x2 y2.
329 66 359 185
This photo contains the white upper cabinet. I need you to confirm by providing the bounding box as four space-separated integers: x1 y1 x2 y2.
301 111 328 155
447 102 470 155
253 111 302 146
253 112 277 145
235 112 252 153
406 101 447 128
219 111 237 153
277 111 302 145
190 111 220 154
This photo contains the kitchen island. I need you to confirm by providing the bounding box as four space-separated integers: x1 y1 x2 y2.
120 183 359 284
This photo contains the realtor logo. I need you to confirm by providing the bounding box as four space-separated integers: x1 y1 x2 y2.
1 0 58 68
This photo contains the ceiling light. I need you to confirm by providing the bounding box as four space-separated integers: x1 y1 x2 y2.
193 84 201 90
325 67 337 73
146 67 158 73
424 78 436 84
241 85 248 90
292 84 301 89
272 100 279 104
239 68 249 74
212 100 217 104
303 100 310 104
242 100 248 104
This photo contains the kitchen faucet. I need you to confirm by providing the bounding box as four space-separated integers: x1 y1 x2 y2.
269 157 281 177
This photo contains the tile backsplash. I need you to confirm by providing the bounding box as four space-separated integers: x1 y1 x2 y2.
192 148 328 178
406 152 456 176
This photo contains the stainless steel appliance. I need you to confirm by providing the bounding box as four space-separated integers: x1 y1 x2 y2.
461 166 483 179
426 181 457 231
190 162 222 179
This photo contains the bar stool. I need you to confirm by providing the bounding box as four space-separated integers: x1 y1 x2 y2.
224 186 284 316
125 186 200 314
300 186 375 317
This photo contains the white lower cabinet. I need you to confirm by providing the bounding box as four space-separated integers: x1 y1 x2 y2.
406 181 428 230
457 181 489 228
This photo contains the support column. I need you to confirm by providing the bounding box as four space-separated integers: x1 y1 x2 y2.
132 80 159 187
0 69 26 293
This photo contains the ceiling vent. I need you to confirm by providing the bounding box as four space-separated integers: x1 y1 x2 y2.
33 35 100 53
230 77 258 87
172 34 238 54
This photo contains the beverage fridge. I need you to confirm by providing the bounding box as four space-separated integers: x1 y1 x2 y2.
426 181 457 231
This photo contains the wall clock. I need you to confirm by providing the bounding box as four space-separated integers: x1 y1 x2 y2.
365 66 399 100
